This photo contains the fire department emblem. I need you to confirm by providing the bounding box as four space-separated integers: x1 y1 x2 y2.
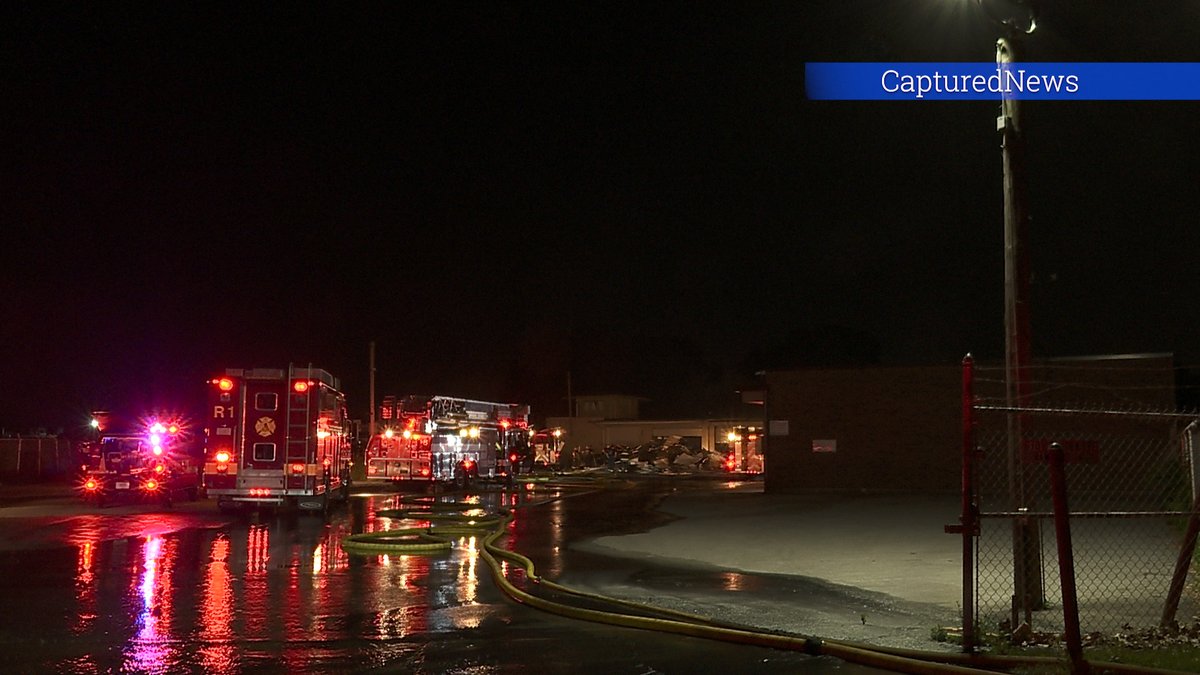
255 416 276 437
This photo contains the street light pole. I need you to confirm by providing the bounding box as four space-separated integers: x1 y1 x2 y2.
977 0 1042 635
998 35 1032 425
998 32 1041 630
986 1 1043 631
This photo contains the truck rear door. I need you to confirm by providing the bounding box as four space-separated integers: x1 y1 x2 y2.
242 380 286 472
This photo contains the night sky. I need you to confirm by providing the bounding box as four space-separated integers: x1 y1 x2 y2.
3 2 1198 433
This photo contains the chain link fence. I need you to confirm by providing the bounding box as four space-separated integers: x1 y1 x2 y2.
966 359 1200 643
0 437 75 480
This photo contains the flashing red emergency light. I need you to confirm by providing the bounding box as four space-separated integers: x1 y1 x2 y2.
462 459 475 469
420 468 431 477
500 420 511 429
214 450 231 463
144 479 159 491
293 380 310 393
167 424 180 434
322 457 331 467
84 478 98 491
291 462 305 474
217 378 234 392
154 464 165 474
152 446 164 456
509 453 519 463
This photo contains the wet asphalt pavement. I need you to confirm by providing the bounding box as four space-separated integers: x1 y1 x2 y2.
0 477 895 674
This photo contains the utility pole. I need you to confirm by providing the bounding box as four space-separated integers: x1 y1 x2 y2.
369 341 377 438
998 32 1041 629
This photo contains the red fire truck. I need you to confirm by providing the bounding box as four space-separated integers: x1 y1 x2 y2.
202 366 353 512
80 416 202 507
365 395 530 484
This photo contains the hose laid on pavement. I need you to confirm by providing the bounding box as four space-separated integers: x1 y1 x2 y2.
340 485 1187 675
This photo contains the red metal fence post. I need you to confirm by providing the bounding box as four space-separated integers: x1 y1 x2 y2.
962 355 976 653
1048 442 1086 673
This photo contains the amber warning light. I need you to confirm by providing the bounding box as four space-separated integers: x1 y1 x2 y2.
216 378 234 392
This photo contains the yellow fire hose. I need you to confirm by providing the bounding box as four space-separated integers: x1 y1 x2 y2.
340 487 1186 675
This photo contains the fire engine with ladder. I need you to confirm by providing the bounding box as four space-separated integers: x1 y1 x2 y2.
203 366 353 512
365 394 530 485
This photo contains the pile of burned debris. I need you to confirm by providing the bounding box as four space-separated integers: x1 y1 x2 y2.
561 437 726 473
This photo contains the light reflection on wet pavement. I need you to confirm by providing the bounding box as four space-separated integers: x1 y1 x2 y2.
0 483 888 674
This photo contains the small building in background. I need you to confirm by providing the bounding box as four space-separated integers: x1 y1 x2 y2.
548 394 764 472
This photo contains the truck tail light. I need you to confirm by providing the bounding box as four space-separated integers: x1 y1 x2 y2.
509 453 518 464
84 478 98 491
214 451 231 463
217 378 234 392
216 464 229 474
420 468 431 477
291 463 305 474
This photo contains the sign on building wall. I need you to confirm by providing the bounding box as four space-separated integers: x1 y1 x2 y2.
812 439 837 453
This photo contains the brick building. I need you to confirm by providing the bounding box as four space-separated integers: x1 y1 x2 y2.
761 354 1178 494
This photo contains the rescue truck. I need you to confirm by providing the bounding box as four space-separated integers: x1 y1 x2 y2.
365 395 530 485
203 366 353 512
80 417 202 507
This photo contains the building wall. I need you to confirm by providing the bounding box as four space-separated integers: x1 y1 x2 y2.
546 416 604 451
764 365 962 494
574 395 641 420
762 355 1179 494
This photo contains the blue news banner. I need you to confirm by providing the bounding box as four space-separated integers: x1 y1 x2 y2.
805 62 1200 101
